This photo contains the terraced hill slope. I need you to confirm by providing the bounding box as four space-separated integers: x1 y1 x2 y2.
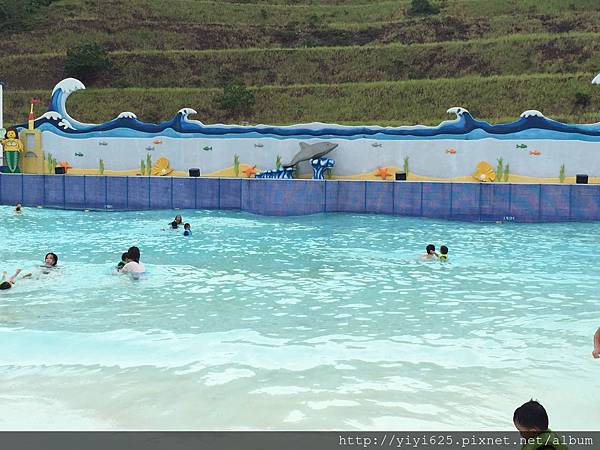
2 0 599 125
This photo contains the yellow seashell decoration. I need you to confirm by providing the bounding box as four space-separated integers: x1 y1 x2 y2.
152 157 174 176
472 161 496 182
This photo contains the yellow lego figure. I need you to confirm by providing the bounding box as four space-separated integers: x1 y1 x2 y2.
1 128 24 173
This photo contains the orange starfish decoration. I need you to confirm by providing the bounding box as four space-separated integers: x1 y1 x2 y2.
58 161 72 170
375 167 391 180
243 165 258 178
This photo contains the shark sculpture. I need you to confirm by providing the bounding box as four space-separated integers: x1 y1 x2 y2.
282 142 338 168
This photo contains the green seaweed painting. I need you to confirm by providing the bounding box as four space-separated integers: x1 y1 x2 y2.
46 152 57 174
140 159 146 176
403 156 409 177
233 154 240 177
559 164 565 183
99 159 105 175
503 164 509 182
146 154 152 176
496 157 504 182
275 154 282 169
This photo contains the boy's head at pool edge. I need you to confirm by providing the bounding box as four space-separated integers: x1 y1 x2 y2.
513 400 549 439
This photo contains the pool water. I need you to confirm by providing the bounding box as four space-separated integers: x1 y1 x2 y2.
0 207 598 430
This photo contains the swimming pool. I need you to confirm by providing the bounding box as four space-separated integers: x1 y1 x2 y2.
0 207 598 430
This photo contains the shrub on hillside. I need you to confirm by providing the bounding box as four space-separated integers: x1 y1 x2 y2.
0 0 56 31
30 0 56 6
215 82 255 119
574 92 590 108
64 43 113 83
407 0 440 16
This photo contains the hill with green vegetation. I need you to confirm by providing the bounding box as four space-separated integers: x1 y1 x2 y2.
1 0 599 126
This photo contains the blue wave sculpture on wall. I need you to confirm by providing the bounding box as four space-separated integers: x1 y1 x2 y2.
16 78 600 142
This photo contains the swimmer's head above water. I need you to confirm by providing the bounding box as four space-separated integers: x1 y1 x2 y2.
44 252 58 267
439 245 448 260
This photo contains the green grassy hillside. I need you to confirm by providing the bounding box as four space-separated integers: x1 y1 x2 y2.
2 0 599 126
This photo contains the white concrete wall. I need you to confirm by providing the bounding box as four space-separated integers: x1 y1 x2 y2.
41 131 600 178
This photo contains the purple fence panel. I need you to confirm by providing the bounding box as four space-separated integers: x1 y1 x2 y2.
196 178 219 209
241 179 253 212
0 174 23 205
242 179 273 215
84 176 106 209
451 183 480 220
571 185 600 220
337 181 366 213
106 177 127 209
0 174 587 222
219 178 242 210
64 176 85 209
242 179 324 216
172 178 196 209
510 184 540 222
393 182 422 216
23 175 44 206
288 180 325 215
365 181 394 214
149 177 172 209
480 184 510 221
44 175 65 207
540 185 570 221
422 182 451 219
324 181 339 212
127 176 150 209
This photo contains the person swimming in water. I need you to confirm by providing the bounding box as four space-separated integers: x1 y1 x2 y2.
170 214 183 229
116 252 128 270
183 223 192 236
15 203 22 213
118 246 145 274
421 244 436 260
40 252 59 274
437 245 448 261
0 269 31 290
43 252 58 267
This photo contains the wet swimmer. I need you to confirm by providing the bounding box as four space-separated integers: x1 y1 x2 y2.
171 215 183 229
43 252 58 267
421 244 436 260
15 203 22 213
0 269 32 290
118 246 145 274
164 214 183 230
116 252 128 270
437 245 449 261
183 223 192 236
41 252 59 274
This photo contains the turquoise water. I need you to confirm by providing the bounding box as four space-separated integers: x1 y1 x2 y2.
0 206 598 430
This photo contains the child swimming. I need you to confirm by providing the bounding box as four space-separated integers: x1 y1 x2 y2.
0 269 31 290
116 252 128 270
438 245 448 261
513 400 567 450
183 223 192 236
